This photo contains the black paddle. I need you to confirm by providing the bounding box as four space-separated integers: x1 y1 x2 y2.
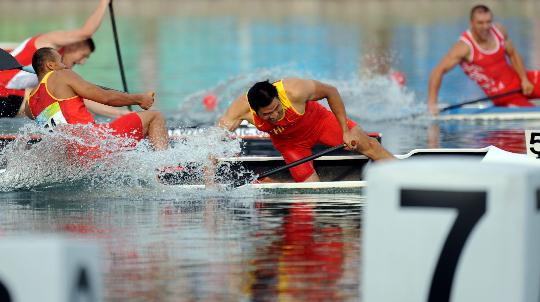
108 0 132 111
223 144 347 189
0 48 22 71
439 89 522 112
257 144 346 180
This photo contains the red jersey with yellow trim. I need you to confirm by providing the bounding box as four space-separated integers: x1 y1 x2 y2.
249 80 326 137
28 71 94 128
459 26 522 96
0 36 41 97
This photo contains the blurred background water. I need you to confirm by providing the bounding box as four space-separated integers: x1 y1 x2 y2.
0 0 539 300
2 0 539 153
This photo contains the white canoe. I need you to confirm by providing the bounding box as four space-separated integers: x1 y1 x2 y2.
438 104 540 121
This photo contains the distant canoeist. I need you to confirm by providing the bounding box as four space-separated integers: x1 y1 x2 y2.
219 78 394 182
0 0 128 118
26 47 168 151
428 4 540 115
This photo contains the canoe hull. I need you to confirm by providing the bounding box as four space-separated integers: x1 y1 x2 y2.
439 105 540 120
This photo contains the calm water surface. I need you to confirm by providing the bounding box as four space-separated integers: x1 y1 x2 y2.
0 190 362 301
0 0 539 300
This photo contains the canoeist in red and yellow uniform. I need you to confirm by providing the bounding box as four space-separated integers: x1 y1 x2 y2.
0 0 127 119
26 47 168 153
219 78 394 182
428 4 540 115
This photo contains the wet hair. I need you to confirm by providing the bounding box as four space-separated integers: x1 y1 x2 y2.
470 4 491 20
85 38 96 52
247 80 278 112
32 47 57 75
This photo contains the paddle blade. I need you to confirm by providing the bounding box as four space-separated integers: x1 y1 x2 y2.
0 49 22 71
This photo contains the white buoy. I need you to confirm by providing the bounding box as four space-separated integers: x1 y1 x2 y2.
363 158 540 302
0 237 102 302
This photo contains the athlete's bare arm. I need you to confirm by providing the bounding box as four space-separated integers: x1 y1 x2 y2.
497 23 533 95
427 41 470 115
36 0 110 49
17 88 32 117
51 69 153 109
83 99 131 118
284 78 394 159
218 95 253 131
24 96 33 119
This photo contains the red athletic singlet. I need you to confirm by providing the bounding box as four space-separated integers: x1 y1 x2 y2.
0 36 40 97
28 71 94 127
248 80 356 182
459 26 537 106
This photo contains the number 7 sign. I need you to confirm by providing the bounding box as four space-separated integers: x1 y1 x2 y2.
363 159 540 302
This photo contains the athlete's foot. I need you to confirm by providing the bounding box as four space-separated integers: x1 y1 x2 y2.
255 176 279 183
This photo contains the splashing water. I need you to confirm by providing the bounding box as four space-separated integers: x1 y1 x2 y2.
175 65 422 126
175 66 309 126
323 74 422 122
0 123 254 194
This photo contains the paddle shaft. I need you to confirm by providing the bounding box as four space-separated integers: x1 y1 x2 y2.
109 1 132 110
440 89 522 112
257 144 346 180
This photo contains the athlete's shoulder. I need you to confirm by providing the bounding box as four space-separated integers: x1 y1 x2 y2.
53 68 76 78
449 40 471 60
492 23 508 38
50 69 82 85
281 78 314 92
281 78 311 102
281 77 307 86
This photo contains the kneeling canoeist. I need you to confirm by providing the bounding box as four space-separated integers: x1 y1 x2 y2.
0 0 128 119
428 5 540 115
219 78 394 182
26 47 168 151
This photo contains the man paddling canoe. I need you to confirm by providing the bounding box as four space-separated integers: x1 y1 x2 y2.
26 47 168 151
428 5 540 115
219 78 394 182
0 0 128 118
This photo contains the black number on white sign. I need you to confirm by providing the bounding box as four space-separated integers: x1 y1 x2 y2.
529 133 540 159
537 189 540 211
0 278 11 302
401 189 486 302
537 190 540 302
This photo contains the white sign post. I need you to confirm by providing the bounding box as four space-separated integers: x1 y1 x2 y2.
0 237 102 302
363 158 540 302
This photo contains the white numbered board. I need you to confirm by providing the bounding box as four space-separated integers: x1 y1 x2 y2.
0 237 102 302
526 130 540 158
363 158 540 302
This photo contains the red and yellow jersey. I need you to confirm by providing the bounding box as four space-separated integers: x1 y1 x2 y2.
459 26 521 96
249 80 328 137
28 71 94 128
0 35 41 97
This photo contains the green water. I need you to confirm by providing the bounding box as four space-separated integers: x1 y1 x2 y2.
1 0 539 300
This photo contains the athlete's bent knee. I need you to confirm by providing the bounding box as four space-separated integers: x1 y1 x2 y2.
290 163 316 182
